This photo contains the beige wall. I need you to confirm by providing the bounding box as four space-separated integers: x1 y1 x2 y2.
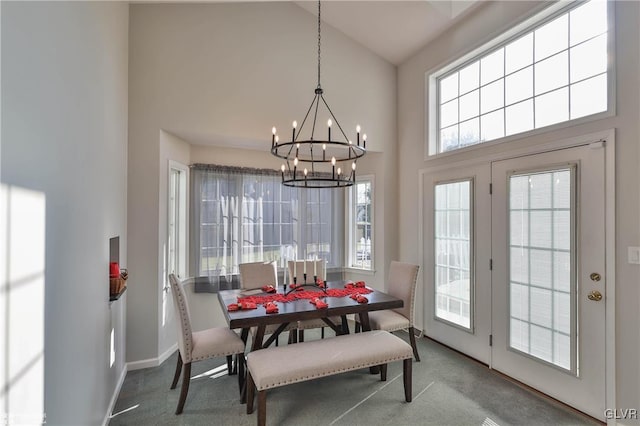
128 2 397 362
1 2 129 424
398 0 640 416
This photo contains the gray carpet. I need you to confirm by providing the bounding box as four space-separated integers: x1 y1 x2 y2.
109 330 600 425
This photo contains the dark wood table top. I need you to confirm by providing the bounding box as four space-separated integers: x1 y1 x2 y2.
217 280 403 330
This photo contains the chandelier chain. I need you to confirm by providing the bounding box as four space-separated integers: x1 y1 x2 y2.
317 0 321 88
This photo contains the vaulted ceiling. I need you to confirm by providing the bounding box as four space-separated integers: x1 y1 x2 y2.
294 1 480 65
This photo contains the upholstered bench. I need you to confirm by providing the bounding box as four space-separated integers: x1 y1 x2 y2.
246 330 413 426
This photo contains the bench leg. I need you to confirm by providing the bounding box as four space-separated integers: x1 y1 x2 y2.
403 358 412 402
257 390 267 426
380 364 387 381
409 326 420 362
299 329 305 342
246 371 255 414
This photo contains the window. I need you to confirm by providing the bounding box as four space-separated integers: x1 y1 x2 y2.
347 177 373 270
509 168 574 370
431 0 609 155
168 161 188 278
190 165 343 279
434 179 472 329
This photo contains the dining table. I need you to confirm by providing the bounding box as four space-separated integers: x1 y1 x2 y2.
217 280 404 401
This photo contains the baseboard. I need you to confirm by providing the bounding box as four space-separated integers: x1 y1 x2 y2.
102 364 128 426
158 343 178 365
126 343 178 371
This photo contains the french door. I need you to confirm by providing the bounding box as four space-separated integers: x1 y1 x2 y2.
423 164 491 364
491 144 606 420
423 142 608 420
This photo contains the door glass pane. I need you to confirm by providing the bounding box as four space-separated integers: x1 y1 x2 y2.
434 180 472 329
509 168 574 370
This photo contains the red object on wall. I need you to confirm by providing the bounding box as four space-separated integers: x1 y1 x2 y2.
110 262 120 278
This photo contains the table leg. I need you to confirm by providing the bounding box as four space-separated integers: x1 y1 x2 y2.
252 325 266 351
340 315 350 335
358 312 380 374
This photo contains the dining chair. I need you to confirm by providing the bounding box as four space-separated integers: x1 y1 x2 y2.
355 261 421 361
168 274 246 414
287 260 344 342
239 261 297 346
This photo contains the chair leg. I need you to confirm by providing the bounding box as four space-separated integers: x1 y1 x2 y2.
170 354 183 389
175 362 191 414
227 355 233 375
298 329 305 343
257 390 267 426
408 326 420 362
403 358 412 402
288 329 298 344
380 364 387 381
237 352 245 398
321 327 325 339
246 371 255 413
355 322 361 333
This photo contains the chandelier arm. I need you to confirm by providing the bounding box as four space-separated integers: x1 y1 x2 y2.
310 93 321 142
294 93 320 143
320 95 350 143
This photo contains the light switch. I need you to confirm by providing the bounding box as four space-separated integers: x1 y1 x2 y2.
628 247 640 265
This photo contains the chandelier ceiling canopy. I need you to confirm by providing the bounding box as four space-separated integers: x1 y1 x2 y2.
270 0 367 188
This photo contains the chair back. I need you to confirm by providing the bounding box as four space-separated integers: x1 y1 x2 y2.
239 261 277 290
387 261 420 325
287 260 325 284
169 274 194 363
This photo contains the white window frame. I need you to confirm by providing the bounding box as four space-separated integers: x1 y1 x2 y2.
168 160 188 279
425 0 616 160
346 175 374 271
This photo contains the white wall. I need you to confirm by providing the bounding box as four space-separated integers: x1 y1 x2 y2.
128 2 397 362
398 0 640 416
1 2 129 424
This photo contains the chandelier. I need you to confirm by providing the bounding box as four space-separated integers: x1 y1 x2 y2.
270 0 367 188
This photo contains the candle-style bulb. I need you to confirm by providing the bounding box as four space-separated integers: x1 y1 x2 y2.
272 127 277 135
304 168 308 176
349 140 352 145
363 134 367 141
293 120 297 129
296 143 300 149
275 135 279 143
322 144 326 150
352 162 356 170
331 157 336 166
356 125 361 133
294 157 298 166
327 119 332 128
281 164 285 172
337 167 342 175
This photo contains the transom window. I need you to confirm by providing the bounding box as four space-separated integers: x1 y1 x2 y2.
432 0 609 155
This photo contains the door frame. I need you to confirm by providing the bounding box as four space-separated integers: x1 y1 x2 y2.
417 129 616 420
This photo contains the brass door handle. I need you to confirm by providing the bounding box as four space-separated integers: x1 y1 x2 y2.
590 272 601 282
587 290 603 301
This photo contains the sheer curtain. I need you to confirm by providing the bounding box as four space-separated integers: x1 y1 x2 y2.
190 164 343 284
